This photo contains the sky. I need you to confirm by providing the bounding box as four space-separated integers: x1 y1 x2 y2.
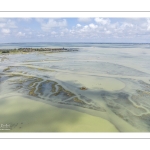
0 18 150 43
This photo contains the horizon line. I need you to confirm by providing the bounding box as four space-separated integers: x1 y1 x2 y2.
1 42 150 44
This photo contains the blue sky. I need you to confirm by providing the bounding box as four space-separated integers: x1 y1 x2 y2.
0 18 150 43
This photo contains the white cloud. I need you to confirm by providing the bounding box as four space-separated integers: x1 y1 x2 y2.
76 24 81 27
0 23 5 28
1 28 10 34
60 32 64 36
89 23 98 29
17 32 25 36
121 23 134 29
37 34 45 37
35 18 44 23
95 18 110 25
146 18 150 30
105 30 111 34
1 18 150 42
6 20 17 28
78 18 91 23
51 31 56 35
147 26 150 31
79 25 89 33
109 22 119 29
41 19 67 31
0 19 17 29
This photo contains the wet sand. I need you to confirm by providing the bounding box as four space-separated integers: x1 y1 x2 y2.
1 46 150 132
0 96 118 132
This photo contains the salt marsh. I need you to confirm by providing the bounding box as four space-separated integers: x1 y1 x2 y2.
1 43 150 132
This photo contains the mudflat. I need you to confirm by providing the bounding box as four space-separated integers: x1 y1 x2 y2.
1 45 150 132
0 96 118 132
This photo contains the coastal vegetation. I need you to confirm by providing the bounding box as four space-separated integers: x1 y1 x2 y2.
0 47 78 54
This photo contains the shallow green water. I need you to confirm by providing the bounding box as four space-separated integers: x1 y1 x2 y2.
1 45 150 132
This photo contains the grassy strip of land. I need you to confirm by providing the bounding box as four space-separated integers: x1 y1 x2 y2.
0 47 78 54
